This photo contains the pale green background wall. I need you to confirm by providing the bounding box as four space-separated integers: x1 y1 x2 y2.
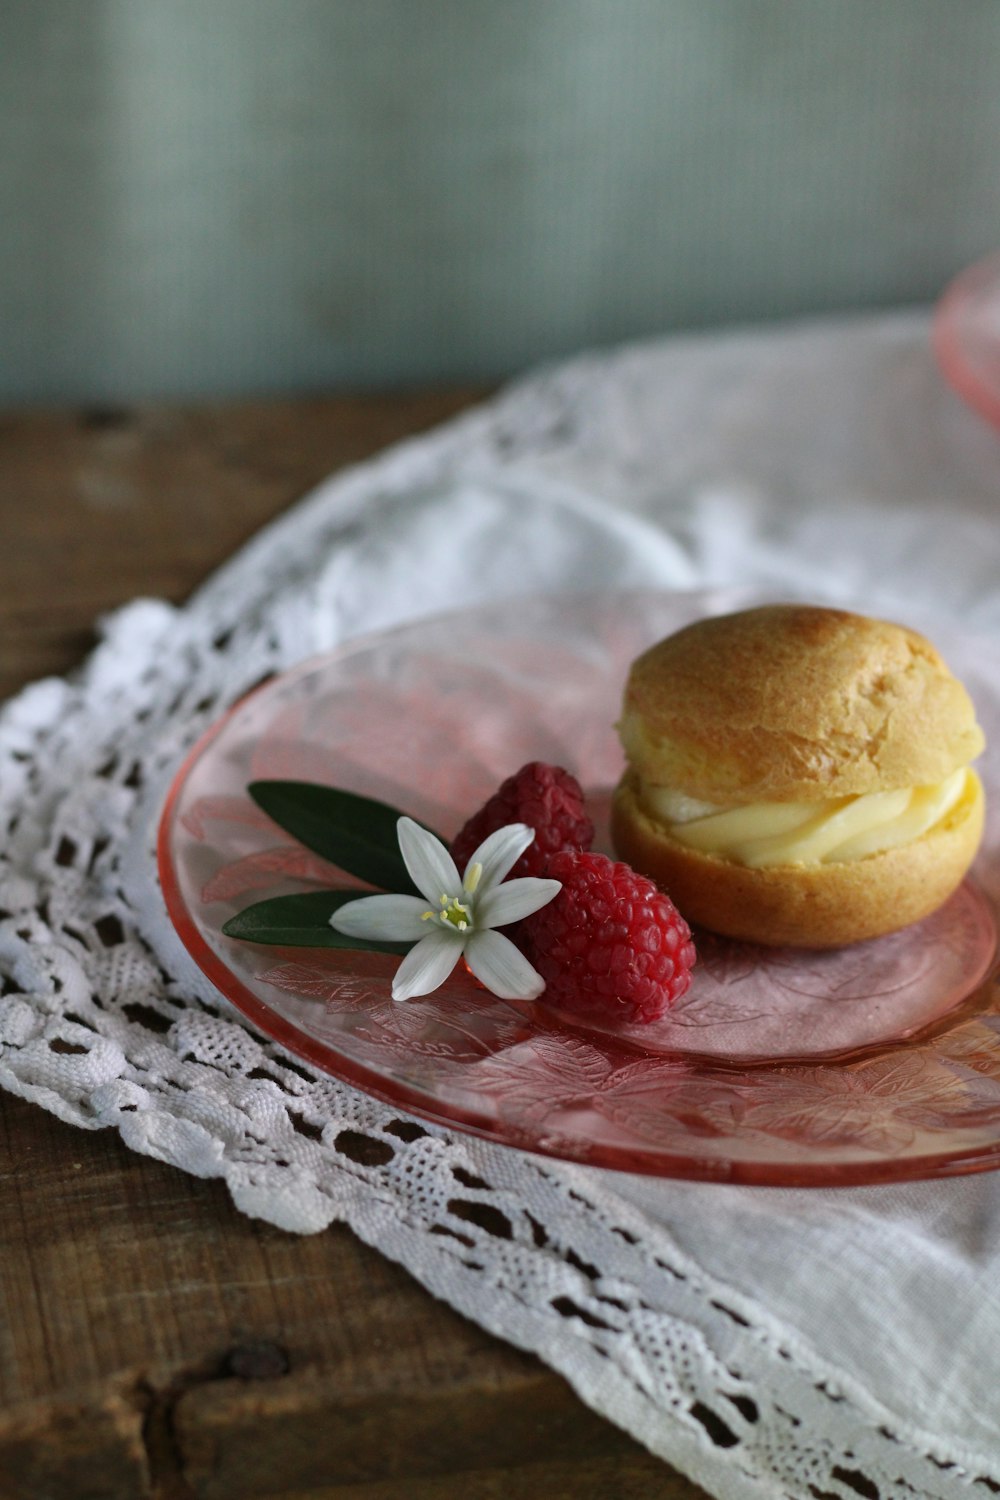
4 0 1000 404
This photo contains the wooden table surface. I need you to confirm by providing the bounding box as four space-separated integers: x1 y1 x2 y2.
0 395 709 1500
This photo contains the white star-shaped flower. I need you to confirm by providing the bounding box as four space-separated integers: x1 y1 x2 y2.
329 817 560 1002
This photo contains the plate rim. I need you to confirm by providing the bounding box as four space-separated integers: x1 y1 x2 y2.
157 586 1000 1187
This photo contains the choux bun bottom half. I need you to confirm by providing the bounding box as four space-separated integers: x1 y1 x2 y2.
611 767 985 949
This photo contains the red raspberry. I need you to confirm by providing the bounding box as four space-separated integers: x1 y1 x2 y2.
451 762 594 880
521 850 695 1025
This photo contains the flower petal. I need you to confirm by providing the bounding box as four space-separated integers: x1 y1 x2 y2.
398 817 461 904
477 877 561 929
467 823 536 893
391 927 464 1001
329 893 429 941
465 929 546 1000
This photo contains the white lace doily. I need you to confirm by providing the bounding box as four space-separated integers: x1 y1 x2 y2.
4 312 1000 1499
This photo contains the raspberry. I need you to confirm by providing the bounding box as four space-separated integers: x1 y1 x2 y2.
451 762 594 880
521 850 695 1025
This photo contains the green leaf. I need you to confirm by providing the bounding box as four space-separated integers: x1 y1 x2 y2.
248 781 445 895
222 889 414 952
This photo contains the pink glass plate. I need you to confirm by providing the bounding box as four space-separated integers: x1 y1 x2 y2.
158 589 1000 1186
934 253 1000 429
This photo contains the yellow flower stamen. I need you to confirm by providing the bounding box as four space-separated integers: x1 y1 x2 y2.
437 894 472 931
463 861 483 895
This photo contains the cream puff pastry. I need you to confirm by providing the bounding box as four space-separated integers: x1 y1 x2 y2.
610 604 985 947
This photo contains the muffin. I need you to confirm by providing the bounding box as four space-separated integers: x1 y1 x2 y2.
610 604 985 947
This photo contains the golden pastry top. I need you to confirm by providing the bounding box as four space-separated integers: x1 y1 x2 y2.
621 604 985 803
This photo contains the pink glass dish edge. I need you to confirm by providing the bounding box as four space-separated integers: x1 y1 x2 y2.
933 252 1000 430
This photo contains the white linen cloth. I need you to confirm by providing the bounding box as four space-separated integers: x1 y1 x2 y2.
2 310 1000 1497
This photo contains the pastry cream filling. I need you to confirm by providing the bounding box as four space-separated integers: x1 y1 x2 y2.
641 767 973 868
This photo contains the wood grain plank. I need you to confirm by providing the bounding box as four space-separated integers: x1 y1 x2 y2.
0 392 485 702
0 1378 150 1500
